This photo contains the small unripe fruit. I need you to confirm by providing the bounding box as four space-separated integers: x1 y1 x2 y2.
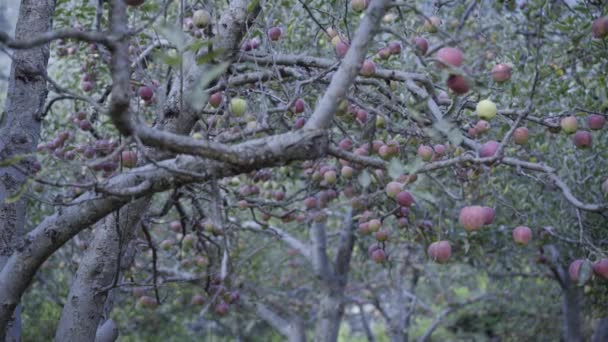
423 16 441 33
324 170 337 185
191 294 205 305
339 138 353 150
360 60 376 76
268 27 282 41
193 10 211 28
513 127 528 145
367 219 381 232
573 130 592 149
293 117 306 130
169 221 182 232
592 259 608 280
446 75 469 94
326 27 338 39
79 120 92 131
214 302 230 316
560 116 578 134
476 99 497 120
341 166 354 178
491 63 512 82
417 145 434 161
351 0 369 12
209 92 223 108
412 37 428 55
395 191 414 207
587 114 605 130
374 230 389 242
160 239 174 251
138 296 158 309
436 47 464 68
427 241 452 263
459 206 485 231
433 144 447 156
229 98 247 116
513 226 532 245
568 259 585 282
386 181 403 198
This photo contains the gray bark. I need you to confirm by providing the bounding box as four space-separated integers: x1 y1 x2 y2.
592 317 608 342
562 279 583 342
254 302 306 342
94 319 119 342
0 0 55 341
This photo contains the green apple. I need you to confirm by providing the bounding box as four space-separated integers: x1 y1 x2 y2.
230 98 247 116
476 99 497 120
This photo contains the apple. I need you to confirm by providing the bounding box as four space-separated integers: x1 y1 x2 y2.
367 219 381 233
160 239 174 251
479 140 499 158
388 41 402 54
592 17 608 38
169 221 182 232
592 259 608 280
209 92 223 108
434 144 447 156
423 16 441 33
386 181 403 198
476 99 497 120
336 41 349 58
293 98 306 113
377 47 391 60
417 145 434 161
378 145 392 159
191 294 205 306
124 0 145 6
339 138 353 150
587 114 605 130
138 86 154 101
367 244 381 256
513 127 528 145
81 81 93 92
427 241 452 263
268 27 282 41
193 10 211 28
138 296 158 309
436 47 464 68
229 98 247 116
491 63 512 82
324 170 337 185
360 60 376 76
560 116 578 134
459 205 485 231
573 130 592 148
513 226 532 245
293 117 306 130
411 37 428 55
214 302 230 316
446 75 469 94
304 196 318 210
326 27 338 39
121 150 138 168
374 230 389 242
356 109 368 124
395 191 414 207
371 249 386 263
351 0 369 12
475 120 490 134
568 259 585 282
341 166 354 178
482 207 495 225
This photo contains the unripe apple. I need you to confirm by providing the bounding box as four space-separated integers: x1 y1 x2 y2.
468 126 478 137
293 98 306 113
592 259 608 280
427 241 452 263
491 63 512 82
573 130 592 149
124 0 145 6
376 115 386 128
356 109 368 124
592 17 608 39
360 60 376 76
446 75 469 94
395 191 414 207
335 41 349 58
436 47 464 68
587 114 605 130
169 220 182 232
568 259 585 282
324 170 337 185
479 140 499 158
229 98 247 116
193 10 211 28
209 92 223 108
475 120 490 134
374 229 389 242
351 0 369 12
388 41 402 55
513 127 528 145
371 249 386 263
367 219 381 232
341 166 354 178
513 226 532 245
160 239 174 251
326 27 338 39
482 207 495 225
476 99 497 120
386 181 403 198
268 27 282 41
560 116 578 134
191 294 205 306
423 16 441 33
410 37 428 56
417 145 434 161
183 234 196 250
459 206 485 231
121 150 138 168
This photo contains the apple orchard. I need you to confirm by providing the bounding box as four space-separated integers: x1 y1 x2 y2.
1 0 608 341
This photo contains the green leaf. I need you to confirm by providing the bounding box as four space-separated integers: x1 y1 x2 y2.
357 170 371 188
186 62 230 112
153 50 182 68
156 24 187 52
387 158 405 179
578 260 593 286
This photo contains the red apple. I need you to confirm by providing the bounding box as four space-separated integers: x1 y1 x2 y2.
573 130 592 149
388 41 402 55
124 0 145 6
395 191 414 207
411 37 428 55
377 47 391 60
513 127 528 145
417 145 434 161
293 98 306 113
214 302 230 316
459 206 485 231
81 81 93 92
436 47 464 68
446 74 469 94
335 41 349 58
592 259 608 279
209 92 223 108
293 117 306 130
475 120 490 134
374 230 389 242
360 60 376 76
479 140 499 158
268 27 282 41
491 63 512 82
121 150 138 168
138 86 154 101
482 207 495 225
587 114 605 130
592 17 608 39
512 226 532 245
568 259 585 282
371 249 386 263
304 196 318 209
427 241 452 263
560 116 578 134
434 144 447 156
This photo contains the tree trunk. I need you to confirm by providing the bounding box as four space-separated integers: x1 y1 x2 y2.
0 0 55 340
314 289 344 342
562 279 582 342
54 201 147 342
592 317 608 342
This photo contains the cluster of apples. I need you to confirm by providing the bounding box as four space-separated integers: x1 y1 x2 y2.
569 258 608 284
559 114 605 149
